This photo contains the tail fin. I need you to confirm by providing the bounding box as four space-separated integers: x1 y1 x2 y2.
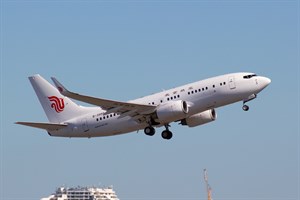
29 74 88 123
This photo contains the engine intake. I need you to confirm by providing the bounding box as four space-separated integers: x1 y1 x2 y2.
181 109 217 127
155 100 188 124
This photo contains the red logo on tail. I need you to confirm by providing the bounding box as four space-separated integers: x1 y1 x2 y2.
48 96 65 113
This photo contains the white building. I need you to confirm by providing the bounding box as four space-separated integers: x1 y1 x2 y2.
41 186 119 200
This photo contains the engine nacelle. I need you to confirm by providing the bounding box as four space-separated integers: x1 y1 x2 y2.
155 100 188 124
181 109 217 127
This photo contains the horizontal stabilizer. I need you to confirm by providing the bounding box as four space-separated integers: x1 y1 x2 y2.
15 122 67 131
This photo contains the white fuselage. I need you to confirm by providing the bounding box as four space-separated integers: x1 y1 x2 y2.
49 72 270 138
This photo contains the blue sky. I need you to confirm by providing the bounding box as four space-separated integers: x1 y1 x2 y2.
1 1 299 200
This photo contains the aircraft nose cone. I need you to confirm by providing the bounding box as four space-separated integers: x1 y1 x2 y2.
260 77 271 89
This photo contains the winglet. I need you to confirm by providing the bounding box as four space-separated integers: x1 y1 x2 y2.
51 77 69 95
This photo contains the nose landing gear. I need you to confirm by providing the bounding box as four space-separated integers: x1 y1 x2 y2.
242 94 257 111
242 104 249 111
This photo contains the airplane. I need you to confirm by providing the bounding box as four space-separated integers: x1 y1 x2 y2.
16 72 271 140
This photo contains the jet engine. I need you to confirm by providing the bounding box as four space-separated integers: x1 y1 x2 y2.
154 100 189 124
180 109 217 127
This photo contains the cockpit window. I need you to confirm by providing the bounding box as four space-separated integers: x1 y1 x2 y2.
243 74 257 79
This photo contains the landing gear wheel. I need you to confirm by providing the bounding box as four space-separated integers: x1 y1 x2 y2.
242 105 249 111
144 126 155 136
161 130 173 140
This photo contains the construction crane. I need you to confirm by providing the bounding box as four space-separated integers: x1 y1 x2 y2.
203 169 213 200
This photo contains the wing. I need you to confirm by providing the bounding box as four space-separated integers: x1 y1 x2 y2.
15 122 67 131
51 77 156 122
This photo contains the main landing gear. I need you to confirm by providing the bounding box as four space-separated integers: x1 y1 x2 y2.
161 125 173 140
242 94 257 111
144 124 173 140
144 126 155 136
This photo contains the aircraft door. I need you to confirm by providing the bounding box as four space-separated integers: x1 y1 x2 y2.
228 76 236 89
81 119 89 132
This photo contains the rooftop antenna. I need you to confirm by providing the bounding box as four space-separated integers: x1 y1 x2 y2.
203 169 213 200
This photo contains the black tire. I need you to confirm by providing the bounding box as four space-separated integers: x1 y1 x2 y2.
161 130 173 140
144 126 155 136
242 105 249 111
